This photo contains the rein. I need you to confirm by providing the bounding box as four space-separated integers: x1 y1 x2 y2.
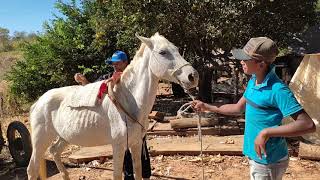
186 92 205 180
106 82 146 131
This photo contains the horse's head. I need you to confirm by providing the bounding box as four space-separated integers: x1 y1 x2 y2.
136 32 199 90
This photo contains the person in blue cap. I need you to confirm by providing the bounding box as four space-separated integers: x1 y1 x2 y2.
74 50 151 180
74 50 129 85
192 37 315 180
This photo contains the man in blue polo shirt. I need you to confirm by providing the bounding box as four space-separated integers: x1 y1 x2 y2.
192 37 315 179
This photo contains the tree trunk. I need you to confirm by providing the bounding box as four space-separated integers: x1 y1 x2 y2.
233 65 239 103
172 82 186 97
198 67 213 103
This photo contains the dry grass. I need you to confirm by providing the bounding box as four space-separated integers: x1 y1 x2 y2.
0 51 22 81
0 51 25 116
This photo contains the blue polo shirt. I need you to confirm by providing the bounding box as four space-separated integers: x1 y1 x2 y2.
243 65 303 164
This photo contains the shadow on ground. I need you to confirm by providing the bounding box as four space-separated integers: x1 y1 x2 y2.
0 146 59 180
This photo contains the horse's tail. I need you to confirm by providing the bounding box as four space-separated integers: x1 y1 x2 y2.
29 100 38 131
29 100 47 179
30 102 36 113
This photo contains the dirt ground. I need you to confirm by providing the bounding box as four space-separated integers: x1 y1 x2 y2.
1 84 320 180
2 144 320 180
46 151 320 180
1 115 320 180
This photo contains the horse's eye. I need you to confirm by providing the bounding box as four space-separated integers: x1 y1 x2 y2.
159 50 167 55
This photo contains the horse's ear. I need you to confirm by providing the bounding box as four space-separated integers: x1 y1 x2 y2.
135 33 153 50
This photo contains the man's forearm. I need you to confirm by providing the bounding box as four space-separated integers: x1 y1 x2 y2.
262 119 315 138
207 104 243 115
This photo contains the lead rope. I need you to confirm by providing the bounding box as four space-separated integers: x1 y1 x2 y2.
186 92 205 180
125 116 129 150
197 111 205 180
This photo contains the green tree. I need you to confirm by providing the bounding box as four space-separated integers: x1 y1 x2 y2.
105 0 319 102
7 0 320 103
7 0 109 101
0 27 13 52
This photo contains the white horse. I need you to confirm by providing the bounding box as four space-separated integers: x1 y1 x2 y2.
27 32 199 180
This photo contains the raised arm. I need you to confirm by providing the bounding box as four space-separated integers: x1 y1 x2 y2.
74 73 90 85
192 96 246 115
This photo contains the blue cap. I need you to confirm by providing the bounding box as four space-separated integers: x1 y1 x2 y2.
105 50 128 64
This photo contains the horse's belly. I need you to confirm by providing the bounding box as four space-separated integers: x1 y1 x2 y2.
65 124 111 146
54 106 112 146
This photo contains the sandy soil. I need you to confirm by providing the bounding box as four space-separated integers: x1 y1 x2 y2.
46 154 320 180
2 149 320 180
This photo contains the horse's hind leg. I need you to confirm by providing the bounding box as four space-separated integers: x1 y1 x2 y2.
49 136 69 180
131 140 143 180
27 124 54 180
112 143 126 180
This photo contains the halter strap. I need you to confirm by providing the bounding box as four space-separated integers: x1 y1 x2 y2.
169 62 192 76
150 50 193 83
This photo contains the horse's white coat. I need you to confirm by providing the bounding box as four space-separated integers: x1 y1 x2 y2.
27 33 199 180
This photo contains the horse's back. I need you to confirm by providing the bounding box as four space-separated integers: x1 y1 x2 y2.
31 85 79 115
29 86 79 130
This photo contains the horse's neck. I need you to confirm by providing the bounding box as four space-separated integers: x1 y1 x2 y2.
114 49 159 124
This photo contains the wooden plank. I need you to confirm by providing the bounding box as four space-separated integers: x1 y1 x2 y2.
170 117 218 129
68 135 244 163
148 111 165 121
68 145 113 164
299 142 320 160
151 122 172 131
148 122 241 136
148 135 243 156
147 120 158 131
237 118 245 123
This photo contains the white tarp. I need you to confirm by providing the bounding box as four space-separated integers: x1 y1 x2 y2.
285 54 320 144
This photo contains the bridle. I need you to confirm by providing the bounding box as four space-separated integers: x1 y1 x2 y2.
150 49 193 86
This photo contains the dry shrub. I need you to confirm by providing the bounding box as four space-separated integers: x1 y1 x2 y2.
0 80 29 116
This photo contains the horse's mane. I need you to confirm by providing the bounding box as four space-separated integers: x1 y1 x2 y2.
121 43 146 82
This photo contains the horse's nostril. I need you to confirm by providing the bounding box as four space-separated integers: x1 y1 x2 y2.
188 73 194 82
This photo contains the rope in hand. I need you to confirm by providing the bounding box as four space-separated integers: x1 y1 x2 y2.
186 90 205 180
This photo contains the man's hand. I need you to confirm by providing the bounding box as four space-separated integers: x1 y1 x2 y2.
254 129 269 159
191 100 208 112
74 73 89 85
111 71 122 84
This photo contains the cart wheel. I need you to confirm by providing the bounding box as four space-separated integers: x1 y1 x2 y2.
7 121 32 167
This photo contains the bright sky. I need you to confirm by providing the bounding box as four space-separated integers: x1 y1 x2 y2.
0 0 64 35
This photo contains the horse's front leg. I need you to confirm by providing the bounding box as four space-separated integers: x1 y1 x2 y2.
131 139 143 180
112 143 126 180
